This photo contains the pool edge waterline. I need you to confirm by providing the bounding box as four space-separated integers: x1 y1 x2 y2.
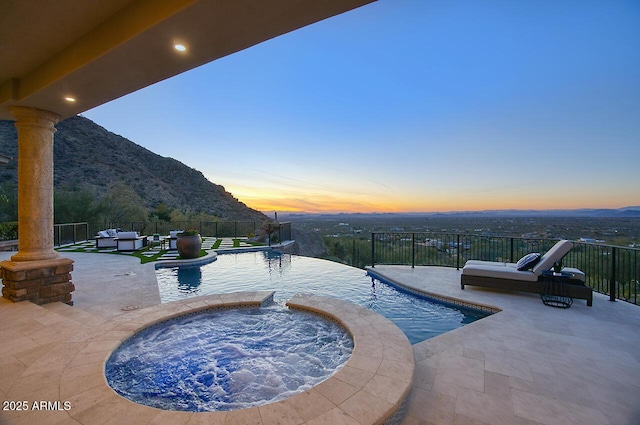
365 267 502 315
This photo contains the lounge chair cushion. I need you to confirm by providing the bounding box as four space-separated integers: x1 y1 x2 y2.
116 231 139 239
97 230 110 238
532 240 573 275
516 253 541 271
461 264 539 282
563 267 585 280
464 260 518 268
461 240 574 283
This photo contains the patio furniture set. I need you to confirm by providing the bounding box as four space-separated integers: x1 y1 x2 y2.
94 229 182 252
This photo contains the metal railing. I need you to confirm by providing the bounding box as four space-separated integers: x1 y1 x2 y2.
278 222 292 244
54 222 90 246
371 232 640 305
87 221 261 238
51 221 293 246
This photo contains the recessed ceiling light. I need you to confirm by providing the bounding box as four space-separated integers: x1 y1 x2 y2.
64 97 76 102
174 44 186 52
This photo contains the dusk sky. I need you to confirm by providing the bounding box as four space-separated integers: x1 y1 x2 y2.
84 0 640 214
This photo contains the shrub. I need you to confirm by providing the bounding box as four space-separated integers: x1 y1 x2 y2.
0 221 18 240
178 228 200 236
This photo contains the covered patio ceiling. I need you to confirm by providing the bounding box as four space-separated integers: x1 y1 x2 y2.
0 0 375 121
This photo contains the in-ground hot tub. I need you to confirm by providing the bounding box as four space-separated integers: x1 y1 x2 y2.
105 305 354 411
99 291 415 424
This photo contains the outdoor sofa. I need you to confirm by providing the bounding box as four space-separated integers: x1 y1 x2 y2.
95 229 118 248
114 231 146 251
461 240 593 306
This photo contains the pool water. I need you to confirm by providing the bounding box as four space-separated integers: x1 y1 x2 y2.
106 307 353 412
156 252 491 344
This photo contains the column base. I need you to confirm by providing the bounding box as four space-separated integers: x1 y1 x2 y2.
11 249 60 262
0 257 75 305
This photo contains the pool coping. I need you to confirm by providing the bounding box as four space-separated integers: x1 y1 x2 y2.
367 267 502 314
60 291 414 425
154 251 219 268
153 241 295 268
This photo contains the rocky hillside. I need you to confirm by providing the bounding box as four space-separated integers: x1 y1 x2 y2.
0 116 266 222
289 227 328 258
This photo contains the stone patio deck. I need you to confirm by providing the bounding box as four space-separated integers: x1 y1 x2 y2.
1 251 639 425
370 265 640 425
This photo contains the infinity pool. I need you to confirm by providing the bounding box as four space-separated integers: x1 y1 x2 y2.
156 251 491 344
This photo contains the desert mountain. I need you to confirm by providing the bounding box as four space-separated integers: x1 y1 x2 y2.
0 115 267 222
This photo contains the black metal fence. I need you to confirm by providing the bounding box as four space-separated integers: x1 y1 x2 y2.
278 222 292 245
53 221 292 246
54 222 90 246
371 232 640 305
83 221 258 238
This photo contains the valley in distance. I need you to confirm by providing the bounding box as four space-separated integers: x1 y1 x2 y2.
282 208 640 248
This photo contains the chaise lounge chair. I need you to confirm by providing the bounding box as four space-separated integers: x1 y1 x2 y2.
461 240 593 306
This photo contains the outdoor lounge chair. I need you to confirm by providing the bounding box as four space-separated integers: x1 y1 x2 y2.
461 240 593 306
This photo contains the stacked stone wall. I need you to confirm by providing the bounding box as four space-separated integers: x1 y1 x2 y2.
1 262 74 305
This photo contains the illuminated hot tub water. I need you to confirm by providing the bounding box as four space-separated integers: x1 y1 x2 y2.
105 305 353 412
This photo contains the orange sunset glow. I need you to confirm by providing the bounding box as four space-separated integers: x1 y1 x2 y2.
85 0 639 215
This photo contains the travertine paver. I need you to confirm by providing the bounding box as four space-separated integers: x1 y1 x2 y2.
2 251 639 425
368 265 640 425
0 282 413 425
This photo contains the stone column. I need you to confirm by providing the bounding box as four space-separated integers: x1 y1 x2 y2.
0 106 75 305
9 106 60 262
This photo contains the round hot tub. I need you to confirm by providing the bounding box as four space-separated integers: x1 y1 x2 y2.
105 306 353 412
